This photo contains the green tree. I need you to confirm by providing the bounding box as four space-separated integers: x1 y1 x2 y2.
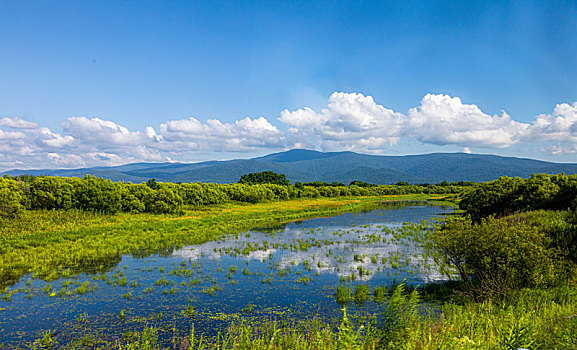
238 171 290 186
0 177 24 217
144 188 183 214
75 175 122 214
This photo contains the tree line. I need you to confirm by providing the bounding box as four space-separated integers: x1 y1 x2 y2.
0 172 471 217
459 173 577 221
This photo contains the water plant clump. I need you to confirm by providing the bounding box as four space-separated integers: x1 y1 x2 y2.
353 284 370 305
335 285 352 305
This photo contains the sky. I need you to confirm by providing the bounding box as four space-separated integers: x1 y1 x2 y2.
1 0 576 170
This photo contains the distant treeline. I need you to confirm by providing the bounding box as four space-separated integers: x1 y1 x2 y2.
0 173 470 217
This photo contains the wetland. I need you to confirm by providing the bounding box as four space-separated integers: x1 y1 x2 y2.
0 202 451 348
2 174 577 349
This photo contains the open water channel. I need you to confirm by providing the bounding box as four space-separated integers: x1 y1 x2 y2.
0 202 452 348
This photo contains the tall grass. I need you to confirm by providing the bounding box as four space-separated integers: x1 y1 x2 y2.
30 282 576 349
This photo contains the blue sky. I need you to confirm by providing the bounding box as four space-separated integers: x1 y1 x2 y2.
1 0 576 170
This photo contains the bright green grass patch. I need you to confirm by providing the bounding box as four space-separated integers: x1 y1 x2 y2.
0 195 443 288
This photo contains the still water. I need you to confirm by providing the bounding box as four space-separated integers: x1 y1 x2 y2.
0 203 451 347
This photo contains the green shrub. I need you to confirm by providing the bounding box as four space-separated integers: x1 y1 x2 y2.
0 177 24 218
433 214 565 297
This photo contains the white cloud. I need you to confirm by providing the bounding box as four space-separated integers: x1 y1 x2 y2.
1 92 577 171
159 116 283 152
0 117 38 129
0 128 26 140
520 102 577 156
62 117 145 146
529 102 577 143
35 127 75 148
279 92 534 151
46 153 85 167
407 94 529 148
280 92 404 152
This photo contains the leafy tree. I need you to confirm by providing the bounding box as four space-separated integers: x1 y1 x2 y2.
146 178 160 190
121 194 145 213
0 177 24 218
144 188 183 214
75 175 122 214
460 174 577 220
238 171 289 186
349 181 375 187
29 176 76 210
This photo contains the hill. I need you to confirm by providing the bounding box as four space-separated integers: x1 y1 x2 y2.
4 150 577 184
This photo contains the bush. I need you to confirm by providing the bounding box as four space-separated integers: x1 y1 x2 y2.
433 214 565 298
460 173 577 220
0 177 24 218
144 188 183 214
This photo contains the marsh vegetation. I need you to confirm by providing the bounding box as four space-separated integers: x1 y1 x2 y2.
1 173 577 348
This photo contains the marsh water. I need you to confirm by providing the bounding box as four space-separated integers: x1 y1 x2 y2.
0 202 452 347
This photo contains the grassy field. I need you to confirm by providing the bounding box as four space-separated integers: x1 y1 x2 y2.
0 194 442 289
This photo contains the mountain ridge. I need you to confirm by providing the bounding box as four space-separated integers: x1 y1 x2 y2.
4 149 577 184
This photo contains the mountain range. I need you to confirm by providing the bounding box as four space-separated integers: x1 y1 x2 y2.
4 149 577 185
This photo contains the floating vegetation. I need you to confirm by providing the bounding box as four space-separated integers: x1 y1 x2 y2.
353 284 371 305
0 199 454 348
335 286 352 305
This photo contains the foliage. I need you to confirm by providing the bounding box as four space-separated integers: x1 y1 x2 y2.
238 171 290 186
432 213 568 297
0 174 468 217
460 173 577 220
0 176 24 217
337 307 363 349
143 187 183 214
377 283 420 349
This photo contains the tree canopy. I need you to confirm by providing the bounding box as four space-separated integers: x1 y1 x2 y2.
238 171 290 186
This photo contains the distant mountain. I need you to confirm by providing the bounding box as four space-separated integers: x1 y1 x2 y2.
4 150 577 184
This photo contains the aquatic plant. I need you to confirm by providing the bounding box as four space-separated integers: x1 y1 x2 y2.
335 285 352 305
353 285 370 305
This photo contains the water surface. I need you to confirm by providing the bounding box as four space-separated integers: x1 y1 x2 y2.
0 203 451 347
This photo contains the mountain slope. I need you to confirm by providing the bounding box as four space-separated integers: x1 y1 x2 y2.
4 150 577 184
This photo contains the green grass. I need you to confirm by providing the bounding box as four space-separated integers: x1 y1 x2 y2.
26 282 577 349
5 194 577 349
0 195 439 289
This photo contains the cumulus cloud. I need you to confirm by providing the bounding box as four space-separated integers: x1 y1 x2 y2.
0 128 26 140
279 92 536 151
35 128 75 148
0 117 38 129
280 92 404 152
62 117 145 146
407 94 529 148
523 102 577 155
1 92 577 171
159 116 283 152
0 114 286 170
529 102 577 142
0 116 165 170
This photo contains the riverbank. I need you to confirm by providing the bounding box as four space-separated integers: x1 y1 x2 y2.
0 194 450 289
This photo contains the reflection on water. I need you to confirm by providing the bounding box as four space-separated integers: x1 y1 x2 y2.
0 203 451 348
